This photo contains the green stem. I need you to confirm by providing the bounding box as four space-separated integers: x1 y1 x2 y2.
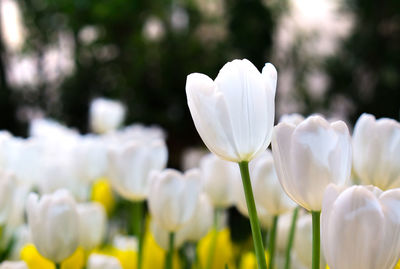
165 232 175 269
205 209 220 269
311 211 321 269
238 161 267 269
55 263 61 269
268 215 278 269
284 207 299 269
132 201 144 269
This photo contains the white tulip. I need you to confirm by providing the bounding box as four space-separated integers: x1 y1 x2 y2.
353 113 400 190
90 98 126 134
272 115 352 211
88 254 122 269
0 171 16 226
251 150 296 215
0 261 28 269
150 220 186 250
321 184 400 269
186 59 276 162
294 214 325 269
113 235 137 251
179 194 213 242
77 202 107 251
76 136 108 182
279 113 304 125
199 153 240 208
235 177 273 229
148 169 201 232
26 189 79 263
108 139 168 201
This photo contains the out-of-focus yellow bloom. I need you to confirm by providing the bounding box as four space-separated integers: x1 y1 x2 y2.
142 230 180 269
20 244 84 269
198 228 235 269
239 251 269 269
91 178 115 215
94 246 137 269
395 260 400 269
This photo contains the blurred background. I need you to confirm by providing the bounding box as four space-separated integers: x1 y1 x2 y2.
0 0 399 168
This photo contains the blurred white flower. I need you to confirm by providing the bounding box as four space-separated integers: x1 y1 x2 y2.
186 59 276 162
27 189 79 263
170 5 189 32
352 113 400 190
88 254 122 269
272 115 352 211
0 261 28 269
143 16 165 42
199 153 239 208
279 113 305 125
148 169 201 232
150 220 186 250
77 202 107 251
90 98 126 134
181 147 208 171
112 235 137 251
108 139 168 201
251 150 296 216
293 214 325 269
179 194 213 242
0 171 16 226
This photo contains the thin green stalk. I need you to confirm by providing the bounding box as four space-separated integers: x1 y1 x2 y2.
268 215 278 269
132 201 144 269
238 161 267 269
55 263 61 269
311 211 321 269
205 209 220 269
165 232 175 269
284 207 299 269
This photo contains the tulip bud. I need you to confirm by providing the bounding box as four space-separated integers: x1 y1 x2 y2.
272 115 352 211
250 150 296 215
148 169 201 232
186 59 276 162
0 261 28 269
353 113 400 190
26 189 79 263
321 184 400 269
88 254 122 269
90 98 126 134
108 139 168 201
77 202 107 251
199 153 239 208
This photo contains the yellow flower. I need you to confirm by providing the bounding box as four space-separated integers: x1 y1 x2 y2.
197 228 235 269
20 244 84 269
91 178 115 215
142 230 180 269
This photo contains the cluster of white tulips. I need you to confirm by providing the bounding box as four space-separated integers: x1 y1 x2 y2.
0 59 399 269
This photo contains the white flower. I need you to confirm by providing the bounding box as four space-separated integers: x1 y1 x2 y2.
279 113 305 125
199 153 240 208
108 139 168 201
186 59 276 162
250 150 296 215
90 98 125 134
352 113 400 190
150 220 186 250
26 189 79 263
272 115 352 211
77 202 107 251
0 261 28 269
321 184 400 269
148 169 201 232
0 171 16 226
179 194 213 242
76 136 108 182
88 254 122 269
